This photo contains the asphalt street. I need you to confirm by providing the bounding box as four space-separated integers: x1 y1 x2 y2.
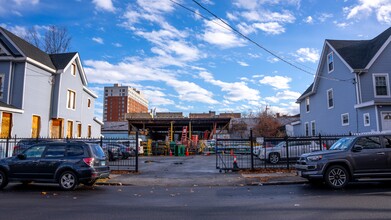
2 182 391 220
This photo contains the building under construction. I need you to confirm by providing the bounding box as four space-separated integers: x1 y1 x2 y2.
125 111 240 155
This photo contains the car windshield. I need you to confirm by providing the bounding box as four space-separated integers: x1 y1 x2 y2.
329 137 355 150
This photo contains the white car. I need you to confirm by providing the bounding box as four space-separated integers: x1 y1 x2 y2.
259 141 324 164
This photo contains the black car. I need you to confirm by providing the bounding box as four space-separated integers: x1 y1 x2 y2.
296 134 391 189
0 141 110 190
12 139 57 156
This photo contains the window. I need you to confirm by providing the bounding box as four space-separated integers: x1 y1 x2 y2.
373 74 390 97
327 89 334 109
71 63 76 76
31 115 41 138
87 98 91 108
67 120 73 138
355 136 382 149
24 145 45 159
364 113 370 127
327 52 334 72
44 146 66 158
66 145 85 157
77 123 82 138
311 121 316 136
306 97 310 112
88 125 91 138
67 90 76 109
341 113 349 126
0 74 4 99
305 122 309 136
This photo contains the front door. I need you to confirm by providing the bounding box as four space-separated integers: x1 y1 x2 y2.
9 145 46 179
67 121 73 138
1 112 12 138
351 136 388 173
381 112 391 131
31 115 40 138
51 119 63 138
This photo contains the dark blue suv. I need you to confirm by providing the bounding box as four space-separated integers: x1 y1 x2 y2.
0 141 110 190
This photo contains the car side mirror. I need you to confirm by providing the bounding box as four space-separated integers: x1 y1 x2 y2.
352 145 363 152
17 154 26 160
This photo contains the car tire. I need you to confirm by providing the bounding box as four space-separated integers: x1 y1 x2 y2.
324 165 349 189
59 171 79 191
0 170 8 190
268 153 280 164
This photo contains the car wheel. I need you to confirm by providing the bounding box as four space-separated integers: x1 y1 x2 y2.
324 165 349 189
268 153 280 164
59 171 79 191
0 170 8 190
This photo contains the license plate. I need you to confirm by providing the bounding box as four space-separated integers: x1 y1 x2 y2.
101 161 106 166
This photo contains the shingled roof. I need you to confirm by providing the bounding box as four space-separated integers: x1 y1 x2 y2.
327 27 391 69
0 27 77 72
296 83 313 102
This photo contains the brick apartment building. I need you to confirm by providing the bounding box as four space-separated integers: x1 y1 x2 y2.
104 84 148 122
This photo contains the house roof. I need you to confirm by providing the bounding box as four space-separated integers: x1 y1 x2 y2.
296 83 313 102
50 52 77 70
0 27 56 70
327 27 391 69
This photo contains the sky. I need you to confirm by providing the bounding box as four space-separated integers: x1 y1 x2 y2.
1 0 391 120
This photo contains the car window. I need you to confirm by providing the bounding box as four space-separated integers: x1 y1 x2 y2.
24 145 46 159
66 145 85 157
44 145 66 158
355 136 382 149
383 136 391 148
90 144 106 158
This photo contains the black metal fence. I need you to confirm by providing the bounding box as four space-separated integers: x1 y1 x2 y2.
0 133 140 172
216 132 348 171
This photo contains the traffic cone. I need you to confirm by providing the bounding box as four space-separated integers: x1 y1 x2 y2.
185 148 189 156
233 155 239 171
169 149 173 156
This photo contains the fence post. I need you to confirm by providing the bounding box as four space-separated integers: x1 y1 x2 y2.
318 133 322 151
215 139 218 169
250 129 254 171
135 131 139 172
5 136 9 158
99 136 103 147
285 136 289 170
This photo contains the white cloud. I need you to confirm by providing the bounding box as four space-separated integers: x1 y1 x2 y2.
199 71 261 102
237 61 249 66
318 13 333 22
92 37 104 44
267 56 280 63
92 0 115 12
13 0 39 5
294 48 320 63
264 90 301 103
201 19 247 48
112 42 122 47
259 76 292 89
345 0 391 24
143 90 174 106
253 22 285 35
304 16 313 24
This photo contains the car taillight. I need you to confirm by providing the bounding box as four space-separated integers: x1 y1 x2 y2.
83 157 95 167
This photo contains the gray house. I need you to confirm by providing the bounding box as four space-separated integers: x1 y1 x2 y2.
293 27 391 135
0 27 102 138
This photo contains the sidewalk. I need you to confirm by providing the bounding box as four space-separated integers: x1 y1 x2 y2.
96 156 308 187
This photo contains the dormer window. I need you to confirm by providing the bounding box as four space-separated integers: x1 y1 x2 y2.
71 63 76 76
327 52 334 73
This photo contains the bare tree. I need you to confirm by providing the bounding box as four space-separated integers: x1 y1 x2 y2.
253 110 283 137
26 25 71 54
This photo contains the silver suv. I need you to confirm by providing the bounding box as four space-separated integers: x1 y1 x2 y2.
296 134 391 189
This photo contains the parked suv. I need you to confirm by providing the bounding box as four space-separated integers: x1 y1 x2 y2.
259 140 323 164
0 141 110 190
296 134 391 189
12 139 57 156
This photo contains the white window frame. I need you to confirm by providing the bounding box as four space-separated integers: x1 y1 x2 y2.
305 122 309 136
373 73 390 97
67 89 76 110
327 52 334 73
363 113 370 127
341 113 349 126
305 97 310 113
311 120 316 136
327 88 334 109
0 74 4 99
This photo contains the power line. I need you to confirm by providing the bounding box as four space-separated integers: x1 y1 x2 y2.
169 0 353 83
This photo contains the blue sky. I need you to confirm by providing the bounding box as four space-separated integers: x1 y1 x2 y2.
1 0 391 120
